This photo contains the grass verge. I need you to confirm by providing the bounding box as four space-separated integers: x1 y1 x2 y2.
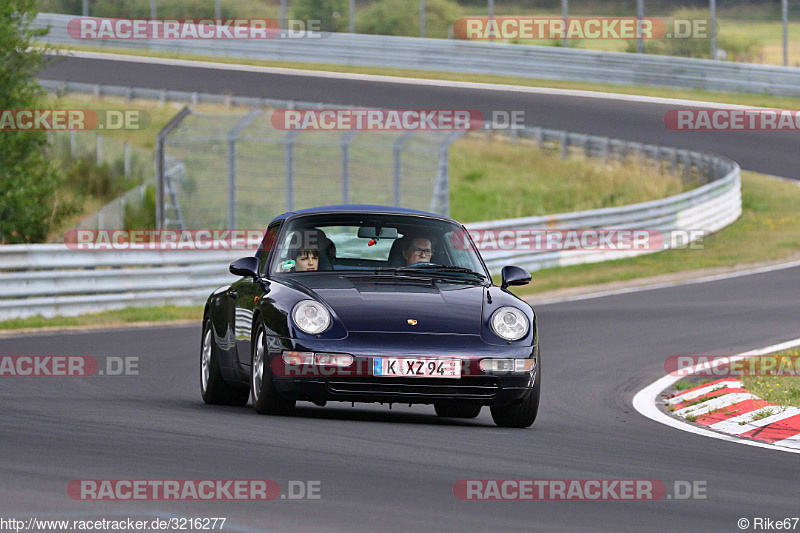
741 347 800 408
0 305 203 333
509 172 800 297
450 134 685 222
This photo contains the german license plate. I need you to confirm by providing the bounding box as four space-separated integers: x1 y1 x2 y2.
373 357 461 378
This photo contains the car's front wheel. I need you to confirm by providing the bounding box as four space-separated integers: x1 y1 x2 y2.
201 317 249 406
251 324 296 416
490 362 541 428
434 402 482 418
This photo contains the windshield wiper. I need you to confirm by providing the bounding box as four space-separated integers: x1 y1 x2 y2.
376 265 487 280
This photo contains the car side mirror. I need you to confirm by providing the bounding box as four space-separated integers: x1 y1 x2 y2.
230 256 260 280
500 265 531 291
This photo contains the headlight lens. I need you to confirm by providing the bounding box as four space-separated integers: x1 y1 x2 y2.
490 307 529 341
292 300 331 335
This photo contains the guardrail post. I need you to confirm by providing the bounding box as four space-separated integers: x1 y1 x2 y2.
226 110 261 229
341 131 358 204
124 142 130 179
393 131 415 207
155 106 191 230
285 130 302 211
636 0 644 54
420 0 426 37
430 131 464 216
710 0 717 60
560 132 569 159
534 127 543 149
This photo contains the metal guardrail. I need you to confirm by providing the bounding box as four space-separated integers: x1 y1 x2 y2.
0 124 740 320
35 13 800 97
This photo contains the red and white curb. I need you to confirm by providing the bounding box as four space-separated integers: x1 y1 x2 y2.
633 338 800 454
665 379 800 448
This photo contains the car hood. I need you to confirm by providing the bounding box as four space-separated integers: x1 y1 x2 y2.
288 275 485 335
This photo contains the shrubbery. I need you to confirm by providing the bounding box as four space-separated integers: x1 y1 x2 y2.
625 7 763 61
357 0 462 38
0 0 77 243
292 0 348 32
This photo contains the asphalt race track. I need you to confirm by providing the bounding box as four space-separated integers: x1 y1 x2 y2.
40 54 800 179
1 266 798 531
13 52 798 531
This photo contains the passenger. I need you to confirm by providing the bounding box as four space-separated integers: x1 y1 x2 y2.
292 247 319 272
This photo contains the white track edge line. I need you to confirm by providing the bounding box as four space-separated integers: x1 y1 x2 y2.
632 337 800 454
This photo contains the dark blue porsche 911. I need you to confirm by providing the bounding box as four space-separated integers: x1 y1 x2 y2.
200 205 540 427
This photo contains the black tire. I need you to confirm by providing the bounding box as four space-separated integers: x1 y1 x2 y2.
490 361 541 428
201 317 249 406
251 323 296 416
434 402 482 418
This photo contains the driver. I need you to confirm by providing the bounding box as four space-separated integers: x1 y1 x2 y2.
402 235 435 266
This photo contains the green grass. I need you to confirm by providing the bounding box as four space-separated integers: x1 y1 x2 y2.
673 380 695 391
43 93 209 150
47 43 800 111
0 305 203 331
450 135 685 222
508 172 800 296
738 407 777 425
741 347 800 408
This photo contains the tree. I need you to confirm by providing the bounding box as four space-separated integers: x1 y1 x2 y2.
0 0 68 243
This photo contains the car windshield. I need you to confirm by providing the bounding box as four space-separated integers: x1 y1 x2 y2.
269 213 487 279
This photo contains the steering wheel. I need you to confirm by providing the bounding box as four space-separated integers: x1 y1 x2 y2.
408 262 436 267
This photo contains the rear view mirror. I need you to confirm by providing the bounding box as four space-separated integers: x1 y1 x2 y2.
357 227 399 240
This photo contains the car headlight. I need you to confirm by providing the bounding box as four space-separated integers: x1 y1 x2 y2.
490 306 529 341
292 300 331 335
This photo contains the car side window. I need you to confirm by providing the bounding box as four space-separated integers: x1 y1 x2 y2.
258 223 281 276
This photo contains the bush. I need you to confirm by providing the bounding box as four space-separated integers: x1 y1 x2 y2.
292 0 348 33
124 184 156 230
64 157 127 200
0 0 77 243
664 7 761 61
357 0 462 38
37 0 274 18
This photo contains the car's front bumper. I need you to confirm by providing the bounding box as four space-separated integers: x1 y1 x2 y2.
272 356 537 406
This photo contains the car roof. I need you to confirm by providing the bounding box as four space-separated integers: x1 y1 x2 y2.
268 205 456 225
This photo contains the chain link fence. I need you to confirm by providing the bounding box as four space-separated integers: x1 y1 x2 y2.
47 130 155 230
158 107 463 230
